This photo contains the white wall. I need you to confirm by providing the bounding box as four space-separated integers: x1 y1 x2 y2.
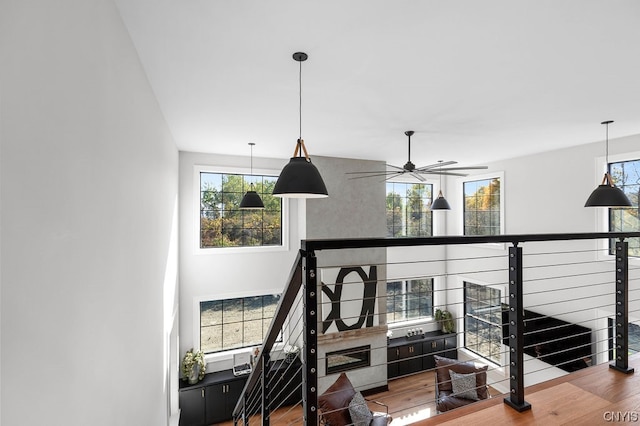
0 2 179 425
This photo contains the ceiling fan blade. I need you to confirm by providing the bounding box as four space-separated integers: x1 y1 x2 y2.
410 172 426 182
420 170 469 177
348 171 404 180
387 163 406 171
345 170 398 175
385 173 407 182
438 166 489 171
415 160 457 171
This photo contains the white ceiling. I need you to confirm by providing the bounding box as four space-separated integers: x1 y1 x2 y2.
115 0 640 167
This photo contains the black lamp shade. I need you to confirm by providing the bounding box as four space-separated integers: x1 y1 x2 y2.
585 178 632 208
431 191 451 210
273 157 328 198
239 190 265 209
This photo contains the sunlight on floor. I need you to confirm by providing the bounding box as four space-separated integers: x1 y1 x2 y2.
390 407 433 425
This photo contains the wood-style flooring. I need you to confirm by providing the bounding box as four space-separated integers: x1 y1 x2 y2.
218 354 640 425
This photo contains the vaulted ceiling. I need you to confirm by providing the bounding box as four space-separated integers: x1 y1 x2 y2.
115 0 640 167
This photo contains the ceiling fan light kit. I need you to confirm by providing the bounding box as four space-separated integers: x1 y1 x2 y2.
584 121 632 208
273 52 329 199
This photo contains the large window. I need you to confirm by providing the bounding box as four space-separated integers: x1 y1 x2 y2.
609 158 640 257
200 172 282 248
387 278 434 323
463 177 501 235
464 282 504 364
386 182 433 237
200 294 281 354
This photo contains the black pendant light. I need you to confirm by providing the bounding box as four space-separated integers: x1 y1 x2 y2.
240 142 265 209
584 121 632 208
273 52 328 199
431 161 451 210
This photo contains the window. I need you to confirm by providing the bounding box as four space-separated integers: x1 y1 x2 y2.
200 172 282 248
386 182 433 237
609 158 640 257
386 278 434 323
463 177 501 235
464 282 504 364
200 294 281 354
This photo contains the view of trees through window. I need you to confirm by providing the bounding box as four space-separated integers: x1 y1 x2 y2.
609 159 640 257
200 172 282 248
464 177 501 235
464 282 504 364
387 278 434 323
386 182 433 237
200 294 281 353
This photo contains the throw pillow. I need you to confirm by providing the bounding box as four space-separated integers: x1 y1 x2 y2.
449 369 479 400
318 373 357 425
348 391 373 426
434 355 489 400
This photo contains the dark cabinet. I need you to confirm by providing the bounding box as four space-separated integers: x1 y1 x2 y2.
387 332 457 380
422 338 445 370
179 370 247 426
205 380 244 424
444 335 457 359
179 359 302 426
387 347 399 379
399 342 423 375
179 387 205 426
269 359 302 409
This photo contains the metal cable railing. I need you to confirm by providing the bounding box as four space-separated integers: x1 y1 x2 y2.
229 232 640 425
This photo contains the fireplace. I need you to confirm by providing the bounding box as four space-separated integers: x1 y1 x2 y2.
326 345 371 374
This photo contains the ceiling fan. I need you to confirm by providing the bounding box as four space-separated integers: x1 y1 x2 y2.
346 130 488 181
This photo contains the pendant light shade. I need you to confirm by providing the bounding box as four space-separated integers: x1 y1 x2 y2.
431 161 451 210
240 143 265 209
585 121 632 208
431 190 452 210
273 52 328 199
240 189 265 209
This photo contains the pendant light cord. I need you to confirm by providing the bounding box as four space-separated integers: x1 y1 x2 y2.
605 122 609 163
298 59 303 154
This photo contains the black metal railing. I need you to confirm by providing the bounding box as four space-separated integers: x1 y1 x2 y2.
231 232 640 425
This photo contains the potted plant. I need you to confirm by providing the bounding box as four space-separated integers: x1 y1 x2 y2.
181 348 206 384
435 308 455 334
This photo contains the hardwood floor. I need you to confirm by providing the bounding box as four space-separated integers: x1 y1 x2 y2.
418 354 640 426
219 354 640 425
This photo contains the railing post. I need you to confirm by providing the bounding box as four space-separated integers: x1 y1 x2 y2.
261 353 271 425
302 249 319 426
611 239 635 374
504 244 531 412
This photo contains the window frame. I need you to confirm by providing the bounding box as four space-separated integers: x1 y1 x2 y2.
463 280 507 366
194 289 285 364
385 177 436 238
461 172 505 237
593 151 640 263
607 157 640 257
386 277 435 325
194 165 289 254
